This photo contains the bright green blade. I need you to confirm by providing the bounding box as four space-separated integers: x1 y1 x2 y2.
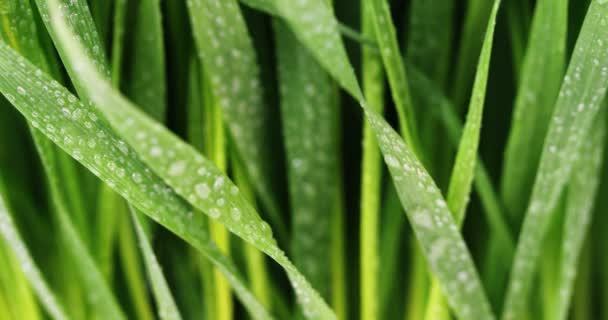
131 208 183 320
0 180 70 320
274 21 336 300
501 0 568 220
359 0 386 318
553 109 606 320
447 0 501 225
502 2 608 319
0 41 273 320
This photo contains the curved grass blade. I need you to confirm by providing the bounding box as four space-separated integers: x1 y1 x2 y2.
502 3 608 319
186 0 286 241
425 1 502 316
0 180 70 320
501 0 568 220
0 42 273 320
368 0 420 155
275 21 335 300
130 208 183 320
44 2 333 318
553 109 606 320
265 0 495 318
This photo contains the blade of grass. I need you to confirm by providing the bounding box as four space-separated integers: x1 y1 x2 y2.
0 41 273 320
275 21 335 301
186 54 218 320
501 2 608 319
0 180 69 320
368 0 421 156
359 0 385 318
425 1 501 318
126 0 167 121
262 0 496 318
110 0 126 87
186 0 287 243
450 0 495 109
41 3 332 317
130 207 183 320
553 107 606 320
501 0 568 221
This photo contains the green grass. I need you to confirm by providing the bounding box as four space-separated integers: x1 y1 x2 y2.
0 0 607 319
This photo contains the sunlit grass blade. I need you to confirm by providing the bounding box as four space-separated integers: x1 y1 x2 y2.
43 2 333 318
186 0 286 242
265 0 495 318
501 0 568 220
0 180 70 320
359 0 385 318
275 21 335 301
553 108 606 320
502 2 608 319
0 40 273 320
130 207 183 320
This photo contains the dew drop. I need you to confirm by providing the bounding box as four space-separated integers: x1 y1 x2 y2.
195 183 211 199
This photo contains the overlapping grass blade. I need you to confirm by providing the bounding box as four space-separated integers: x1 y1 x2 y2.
553 109 606 320
502 2 608 319
368 0 420 154
0 180 69 320
266 0 494 318
130 208 183 320
186 0 286 241
275 22 335 300
420 2 501 316
43 2 333 318
501 0 568 220
0 40 272 320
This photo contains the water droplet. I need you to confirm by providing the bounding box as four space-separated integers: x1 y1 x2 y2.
195 183 211 199
16 86 26 95
168 160 187 176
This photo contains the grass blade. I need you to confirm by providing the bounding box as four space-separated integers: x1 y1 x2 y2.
0 180 70 320
186 0 286 241
424 1 502 316
359 0 386 318
275 21 336 300
126 0 167 121
554 108 606 320
130 208 183 320
502 3 608 319
501 0 568 220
